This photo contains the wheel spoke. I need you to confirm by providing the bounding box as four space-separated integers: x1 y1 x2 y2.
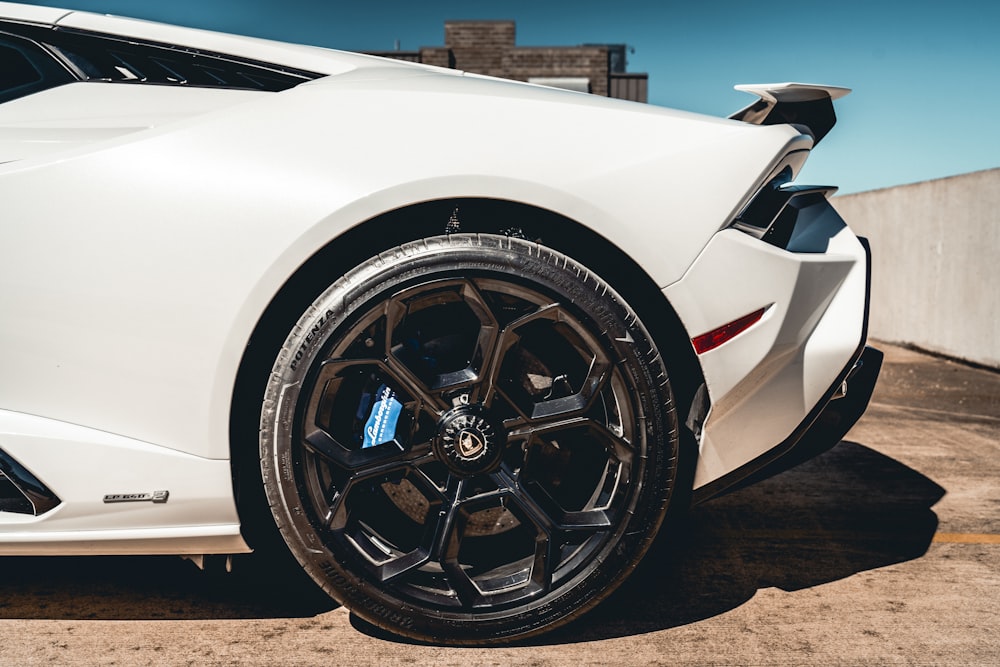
494 466 603 536
508 417 633 466
527 524 557 596
488 468 557 595
480 301 614 422
298 355 445 470
477 302 563 407
380 354 451 415
353 475 520 608
529 356 612 421
426 477 490 606
303 427 349 463
428 476 466 561
326 456 447 579
385 278 500 397
492 466 551 529
322 444 436 524
374 548 432 583
325 482 349 532
494 457 618 533
521 481 614 531
308 356 447 423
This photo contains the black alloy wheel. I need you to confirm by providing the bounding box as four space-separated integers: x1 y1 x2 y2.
259 234 678 644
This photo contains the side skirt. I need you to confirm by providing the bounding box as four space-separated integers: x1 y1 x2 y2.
0 409 249 555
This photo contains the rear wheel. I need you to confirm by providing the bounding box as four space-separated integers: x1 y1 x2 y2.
259 234 678 644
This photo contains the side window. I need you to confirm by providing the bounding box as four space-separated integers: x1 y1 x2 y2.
1 23 320 93
0 33 75 104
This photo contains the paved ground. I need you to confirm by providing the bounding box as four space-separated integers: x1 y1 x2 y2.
1 342 997 665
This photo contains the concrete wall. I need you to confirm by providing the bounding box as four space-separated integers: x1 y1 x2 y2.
833 168 1000 368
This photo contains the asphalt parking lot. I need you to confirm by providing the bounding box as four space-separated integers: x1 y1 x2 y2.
1 342 997 665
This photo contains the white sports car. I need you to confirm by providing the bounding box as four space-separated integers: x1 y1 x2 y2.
0 2 881 643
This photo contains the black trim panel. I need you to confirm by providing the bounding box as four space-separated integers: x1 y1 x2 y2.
732 96 837 143
0 446 61 515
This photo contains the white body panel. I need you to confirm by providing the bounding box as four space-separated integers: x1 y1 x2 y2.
0 83 267 162
0 1 67 23
0 410 246 554
665 208 867 487
0 72 806 463
0 3 867 552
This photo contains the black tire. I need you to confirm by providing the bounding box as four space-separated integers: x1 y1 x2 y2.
259 234 678 644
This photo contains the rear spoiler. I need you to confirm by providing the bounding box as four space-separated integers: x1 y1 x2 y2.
729 83 851 145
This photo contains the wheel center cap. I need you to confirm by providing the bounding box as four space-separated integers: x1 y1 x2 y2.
433 405 506 476
457 428 486 458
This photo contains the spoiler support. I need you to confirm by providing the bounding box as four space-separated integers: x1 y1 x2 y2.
729 83 851 144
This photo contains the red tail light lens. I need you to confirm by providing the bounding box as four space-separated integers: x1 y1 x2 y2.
692 307 767 354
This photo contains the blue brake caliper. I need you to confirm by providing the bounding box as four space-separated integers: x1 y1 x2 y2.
361 384 403 449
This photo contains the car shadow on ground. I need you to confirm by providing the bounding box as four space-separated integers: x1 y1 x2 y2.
0 440 943 635
0 553 336 621
533 439 945 644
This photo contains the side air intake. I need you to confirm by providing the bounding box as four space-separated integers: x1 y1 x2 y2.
0 447 61 515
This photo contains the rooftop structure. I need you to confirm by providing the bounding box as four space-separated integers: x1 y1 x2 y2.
367 20 648 103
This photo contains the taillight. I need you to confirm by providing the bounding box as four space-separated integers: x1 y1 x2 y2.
692 307 768 354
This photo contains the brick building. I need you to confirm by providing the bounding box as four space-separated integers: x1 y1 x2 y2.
367 21 648 103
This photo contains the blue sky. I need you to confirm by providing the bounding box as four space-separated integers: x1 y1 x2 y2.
17 0 1000 193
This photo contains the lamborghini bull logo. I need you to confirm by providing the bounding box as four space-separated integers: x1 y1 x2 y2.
457 429 486 458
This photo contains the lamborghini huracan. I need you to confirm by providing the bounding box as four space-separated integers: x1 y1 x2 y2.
0 2 881 643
